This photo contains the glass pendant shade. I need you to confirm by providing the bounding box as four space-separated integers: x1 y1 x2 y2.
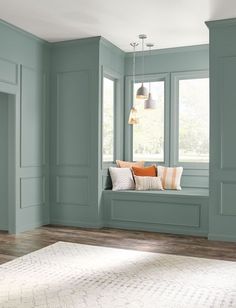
144 92 157 109
128 107 139 125
136 83 148 99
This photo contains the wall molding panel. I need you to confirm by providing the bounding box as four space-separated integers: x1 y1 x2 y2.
111 199 200 228
20 65 46 168
56 70 90 168
220 182 236 216
103 190 209 236
20 176 45 209
0 57 18 85
56 175 89 207
219 56 236 170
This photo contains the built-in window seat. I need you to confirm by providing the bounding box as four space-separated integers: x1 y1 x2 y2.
102 188 209 237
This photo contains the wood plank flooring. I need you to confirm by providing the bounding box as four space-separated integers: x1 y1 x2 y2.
0 225 236 265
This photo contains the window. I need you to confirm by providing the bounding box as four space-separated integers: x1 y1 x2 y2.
102 77 115 162
178 77 209 163
133 81 165 162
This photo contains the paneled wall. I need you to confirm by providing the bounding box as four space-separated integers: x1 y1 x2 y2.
50 38 102 227
0 20 50 233
0 19 211 235
124 45 209 189
206 18 236 241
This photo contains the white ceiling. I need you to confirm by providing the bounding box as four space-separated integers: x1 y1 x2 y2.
0 0 236 51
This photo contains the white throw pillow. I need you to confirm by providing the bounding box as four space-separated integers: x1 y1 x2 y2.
109 167 135 191
134 176 163 191
157 166 183 190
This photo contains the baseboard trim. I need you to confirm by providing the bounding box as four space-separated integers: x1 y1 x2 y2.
15 219 49 234
208 233 236 242
50 219 104 229
103 221 208 237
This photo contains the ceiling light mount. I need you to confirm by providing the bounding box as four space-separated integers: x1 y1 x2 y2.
138 34 147 40
130 42 139 48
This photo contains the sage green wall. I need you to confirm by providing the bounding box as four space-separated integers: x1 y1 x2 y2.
125 45 209 190
125 45 209 75
0 20 50 233
50 37 102 227
0 19 211 236
206 18 236 242
0 93 8 230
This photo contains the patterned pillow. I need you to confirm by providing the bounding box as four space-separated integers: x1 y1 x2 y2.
157 166 183 190
116 160 144 168
134 176 163 191
109 167 135 191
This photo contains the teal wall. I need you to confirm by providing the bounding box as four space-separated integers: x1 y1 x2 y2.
99 42 209 236
125 45 209 190
0 19 212 238
49 37 125 228
3 16 236 242
0 93 8 230
0 20 50 233
50 37 102 227
125 45 209 75
206 18 236 242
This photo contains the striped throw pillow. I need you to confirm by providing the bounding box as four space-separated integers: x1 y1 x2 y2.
157 166 183 190
134 176 163 191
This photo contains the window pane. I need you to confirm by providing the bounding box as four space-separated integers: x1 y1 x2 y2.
179 78 209 163
103 77 114 162
133 81 165 162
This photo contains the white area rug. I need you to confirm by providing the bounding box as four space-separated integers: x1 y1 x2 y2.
0 242 236 308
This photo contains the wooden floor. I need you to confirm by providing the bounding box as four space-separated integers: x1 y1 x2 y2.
0 225 236 265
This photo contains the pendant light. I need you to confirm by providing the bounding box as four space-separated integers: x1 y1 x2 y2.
144 43 157 109
136 34 148 99
128 107 138 125
128 42 139 125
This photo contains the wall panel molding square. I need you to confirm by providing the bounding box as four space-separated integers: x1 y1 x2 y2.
20 176 45 209
56 70 90 167
20 65 46 168
220 182 236 216
0 57 17 85
56 175 89 206
219 56 236 170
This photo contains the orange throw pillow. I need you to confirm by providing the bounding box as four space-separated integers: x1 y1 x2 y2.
132 165 157 177
116 160 144 168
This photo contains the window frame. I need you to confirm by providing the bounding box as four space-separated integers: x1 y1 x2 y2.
125 73 170 166
101 67 122 168
170 70 209 170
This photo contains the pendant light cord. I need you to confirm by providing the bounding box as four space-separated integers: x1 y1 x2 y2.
133 45 135 87
146 43 154 94
130 42 138 106
142 38 144 83
148 45 151 93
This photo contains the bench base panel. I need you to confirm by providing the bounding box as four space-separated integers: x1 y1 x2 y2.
102 190 209 237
